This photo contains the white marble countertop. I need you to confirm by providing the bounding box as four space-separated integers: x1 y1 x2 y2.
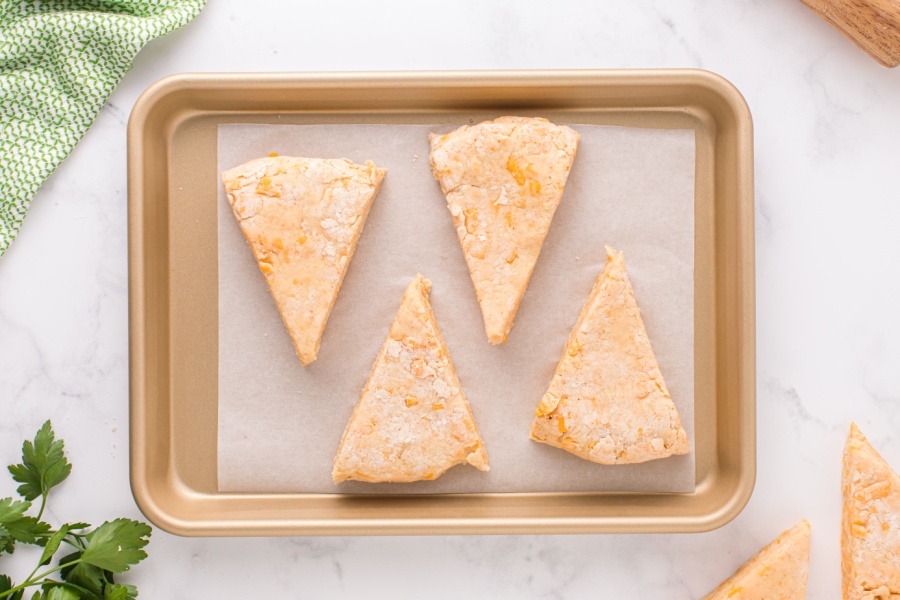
1 0 899 597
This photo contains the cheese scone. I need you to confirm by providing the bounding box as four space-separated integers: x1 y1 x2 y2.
429 116 579 344
529 246 690 464
842 423 900 599
703 521 811 600
332 275 488 483
221 156 385 366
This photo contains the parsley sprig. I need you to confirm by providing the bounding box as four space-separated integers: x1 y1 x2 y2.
0 422 151 600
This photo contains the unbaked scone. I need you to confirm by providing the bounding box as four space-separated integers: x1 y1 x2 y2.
703 521 811 600
428 116 579 344
332 275 489 483
842 423 900 599
221 156 385 366
529 246 690 464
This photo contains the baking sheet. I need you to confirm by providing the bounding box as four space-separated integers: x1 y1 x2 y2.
216 121 695 494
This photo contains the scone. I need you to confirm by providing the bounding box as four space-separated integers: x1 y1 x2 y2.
842 423 900 599
332 275 489 483
221 156 385 365
429 116 579 344
529 246 690 464
703 521 811 600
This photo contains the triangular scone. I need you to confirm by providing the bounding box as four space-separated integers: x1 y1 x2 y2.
221 156 385 365
529 246 690 464
703 521 811 600
842 423 900 599
429 116 579 344
332 275 489 483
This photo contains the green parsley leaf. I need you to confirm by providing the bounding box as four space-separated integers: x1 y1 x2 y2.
0 498 30 524
0 528 14 555
8 422 72 502
38 526 68 567
38 580 96 600
59 552 105 597
80 520 150 574
0 498 33 554
0 574 11 593
4 518 51 546
32 588 79 600
6 464 40 505
103 584 137 600
5 464 38 503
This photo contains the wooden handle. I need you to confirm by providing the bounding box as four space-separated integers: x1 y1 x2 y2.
800 0 900 67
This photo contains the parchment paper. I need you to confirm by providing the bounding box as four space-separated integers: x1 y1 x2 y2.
217 121 695 494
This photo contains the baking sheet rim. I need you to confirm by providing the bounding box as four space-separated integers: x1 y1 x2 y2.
128 69 755 536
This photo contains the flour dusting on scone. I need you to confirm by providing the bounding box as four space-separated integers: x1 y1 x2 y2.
332 275 489 483
703 521 811 600
842 423 900 599
529 246 690 464
221 156 385 366
429 116 579 344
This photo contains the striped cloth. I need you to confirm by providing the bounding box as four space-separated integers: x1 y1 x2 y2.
0 0 206 257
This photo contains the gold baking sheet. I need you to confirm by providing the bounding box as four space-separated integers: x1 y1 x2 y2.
128 70 755 535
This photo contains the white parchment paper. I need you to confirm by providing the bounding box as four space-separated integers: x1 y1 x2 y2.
217 121 695 494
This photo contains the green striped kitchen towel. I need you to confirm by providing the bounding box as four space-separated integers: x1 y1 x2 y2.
0 0 206 257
